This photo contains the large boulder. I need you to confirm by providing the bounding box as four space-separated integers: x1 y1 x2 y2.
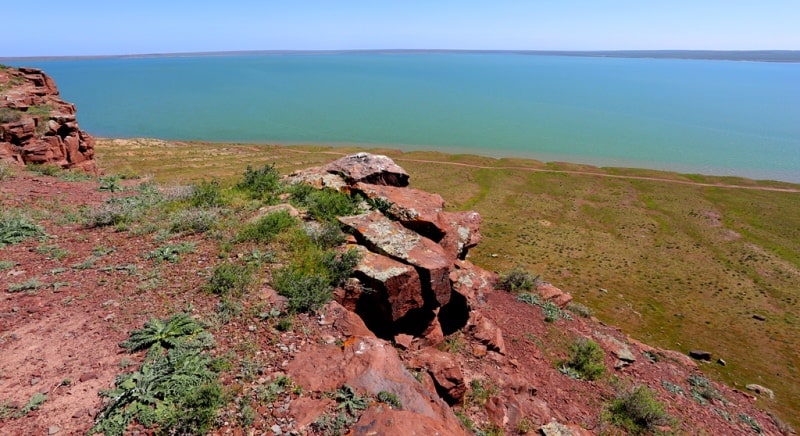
340 211 452 306
437 211 482 260
0 67 97 173
322 152 410 187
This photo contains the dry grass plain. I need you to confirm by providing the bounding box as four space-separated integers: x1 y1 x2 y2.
96 138 800 427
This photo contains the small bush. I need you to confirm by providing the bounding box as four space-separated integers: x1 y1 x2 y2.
0 213 45 246
606 385 670 434
466 379 498 407
236 210 297 243
273 267 331 313
0 107 23 123
170 208 220 234
27 163 62 176
290 185 360 222
8 277 44 293
205 262 253 297
321 248 361 287
98 175 122 192
237 164 281 201
14 393 47 418
146 242 195 263
566 302 594 318
687 374 721 403
499 268 540 293
307 221 347 249
376 391 402 409
190 179 227 208
84 185 164 227
120 312 206 353
563 338 606 381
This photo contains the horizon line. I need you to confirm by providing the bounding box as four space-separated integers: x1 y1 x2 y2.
3 48 800 63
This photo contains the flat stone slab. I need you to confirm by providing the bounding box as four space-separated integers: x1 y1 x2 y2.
323 152 410 187
340 211 452 306
353 182 445 240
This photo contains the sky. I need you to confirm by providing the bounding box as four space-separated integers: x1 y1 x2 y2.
3 0 799 57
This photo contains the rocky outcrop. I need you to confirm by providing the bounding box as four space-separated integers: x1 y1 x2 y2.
0 67 97 173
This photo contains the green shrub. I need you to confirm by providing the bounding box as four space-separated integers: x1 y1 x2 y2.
98 175 122 192
687 374 722 404
606 385 671 434
273 267 332 313
237 164 281 201
376 391 402 409
14 393 47 418
0 213 45 246
170 208 220 234
84 185 164 227
205 262 253 297
566 302 594 318
563 338 606 380
120 313 206 353
290 185 360 222
236 210 297 243
321 248 361 287
466 379 498 407
8 277 43 293
146 242 195 263
190 179 227 208
307 221 347 249
27 163 62 176
499 268 540 293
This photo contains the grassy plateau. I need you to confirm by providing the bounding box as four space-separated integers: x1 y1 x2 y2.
95 138 800 427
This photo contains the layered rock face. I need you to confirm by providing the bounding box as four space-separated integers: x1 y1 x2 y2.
289 153 500 354
0 67 97 173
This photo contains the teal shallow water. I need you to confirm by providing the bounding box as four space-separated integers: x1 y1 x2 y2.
8 53 800 182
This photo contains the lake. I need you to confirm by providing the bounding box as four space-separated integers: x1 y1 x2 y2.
7 52 800 182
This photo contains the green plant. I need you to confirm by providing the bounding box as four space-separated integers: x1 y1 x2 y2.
290 185 361 222
516 416 533 434
466 379 498 407
237 164 281 201
566 302 594 318
0 260 15 270
169 208 220 234
376 391 402 409
13 393 47 418
205 262 253 297
499 268 540 293
606 385 671 434
0 161 16 180
516 292 541 306
273 267 331 313
308 221 347 249
236 210 297 243
8 277 44 293
0 399 16 420
0 213 45 246
146 242 195 263
120 313 206 353
27 163 61 176
334 385 370 415
190 179 227 207
661 379 685 396
312 411 354 436
35 244 70 260
562 338 606 380
738 413 763 434
215 298 243 325
321 248 361 286
440 333 466 354
542 301 568 322
84 185 164 228
256 375 295 404
687 374 721 403
98 175 122 192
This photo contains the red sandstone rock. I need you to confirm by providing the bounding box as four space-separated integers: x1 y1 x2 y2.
436 210 482 260
322 152 410 187
411 347 466 405
352 182 446 239
468 311 506 355
449 259 496 309
352 406 467 436
320 301 374 337
339 211 452 306
0 67 97 173
536 283 573 308
352 248 425 322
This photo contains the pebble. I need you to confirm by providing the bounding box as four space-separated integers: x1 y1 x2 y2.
271 424 282 434
48 426 60 435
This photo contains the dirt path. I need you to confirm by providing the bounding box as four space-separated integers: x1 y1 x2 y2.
282 148 800 193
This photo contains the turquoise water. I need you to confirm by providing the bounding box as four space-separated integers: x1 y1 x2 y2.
10 53 800 182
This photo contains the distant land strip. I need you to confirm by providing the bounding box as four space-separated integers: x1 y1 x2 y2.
281 148 800 193
3 49 800 63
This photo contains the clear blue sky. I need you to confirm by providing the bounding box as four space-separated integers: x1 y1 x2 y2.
3 0 799 57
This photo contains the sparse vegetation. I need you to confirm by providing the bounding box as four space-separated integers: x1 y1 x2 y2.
14 393 47 418
0 161 16 180
8 277 44 293
145 242 195 263
205 261 253 297
0 213 45 246
606 385 671 434
289 184 362 221
237 163 281 201
687 374 722 404
560 338 606 381
377 391 402 409
119 312 207 353
190 179 227 207
499 267 540 293
0 107 22 123
466 378 498 407
235 210 297 243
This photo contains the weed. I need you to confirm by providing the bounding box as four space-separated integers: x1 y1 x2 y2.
237 164 281 201
321 248 361 287
255 375 295 404
275 315 294 331
440 333 466 354
120 313 206 353
190 179 227 207
205 262 253 297
312 411 354 436
98 175 122 192
146 242 195 263
169 207 220 234
0 213 45 246
27 163 61 176
274 267 331 313
455 410 477 432
58 170 94 182
8 277 44 293
661 379 685 396
516 416 533 434
334 385 370 415
687 374 722 403
467 378 498 407
561 338 606 381
307 221 347 249
0 161 16 180
499 268 540 293
566 302 594 318
0 399 16 420
35 244 70 260
606 385 671 434
13 393 47 418
0 107 22 123
71 256 98 270
517 292 570 322
738 413 763 434
376 391 402 409
236 210 297 243
290 185 361 222
516 292 541 306
215 298 243 325
0 260 17 270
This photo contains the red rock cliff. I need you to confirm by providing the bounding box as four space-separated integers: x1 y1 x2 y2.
0 66 97 173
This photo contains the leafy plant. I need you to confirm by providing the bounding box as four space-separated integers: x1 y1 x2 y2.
98 175 122 192
13 393 47 418
236 210 297 243
170 208 220 234
499 268 540 293
606 385 671 434
376 391 402 409
273 267 331 313
205 262 253 297
290 185 361 222
27 163 61 176
562 338 606 381
190 179 227 207
146 242 195 263
120 313 206 353
0 260 15 270
334 385 370 415
687 374 721 403
466 378 498 407
312 411 354 436
0 213 45 246
566 302 594 318
739 413 763 434
8 277 44 293
237 164 281 201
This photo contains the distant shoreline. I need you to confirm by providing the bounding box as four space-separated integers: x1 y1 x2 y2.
3 49 800 63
